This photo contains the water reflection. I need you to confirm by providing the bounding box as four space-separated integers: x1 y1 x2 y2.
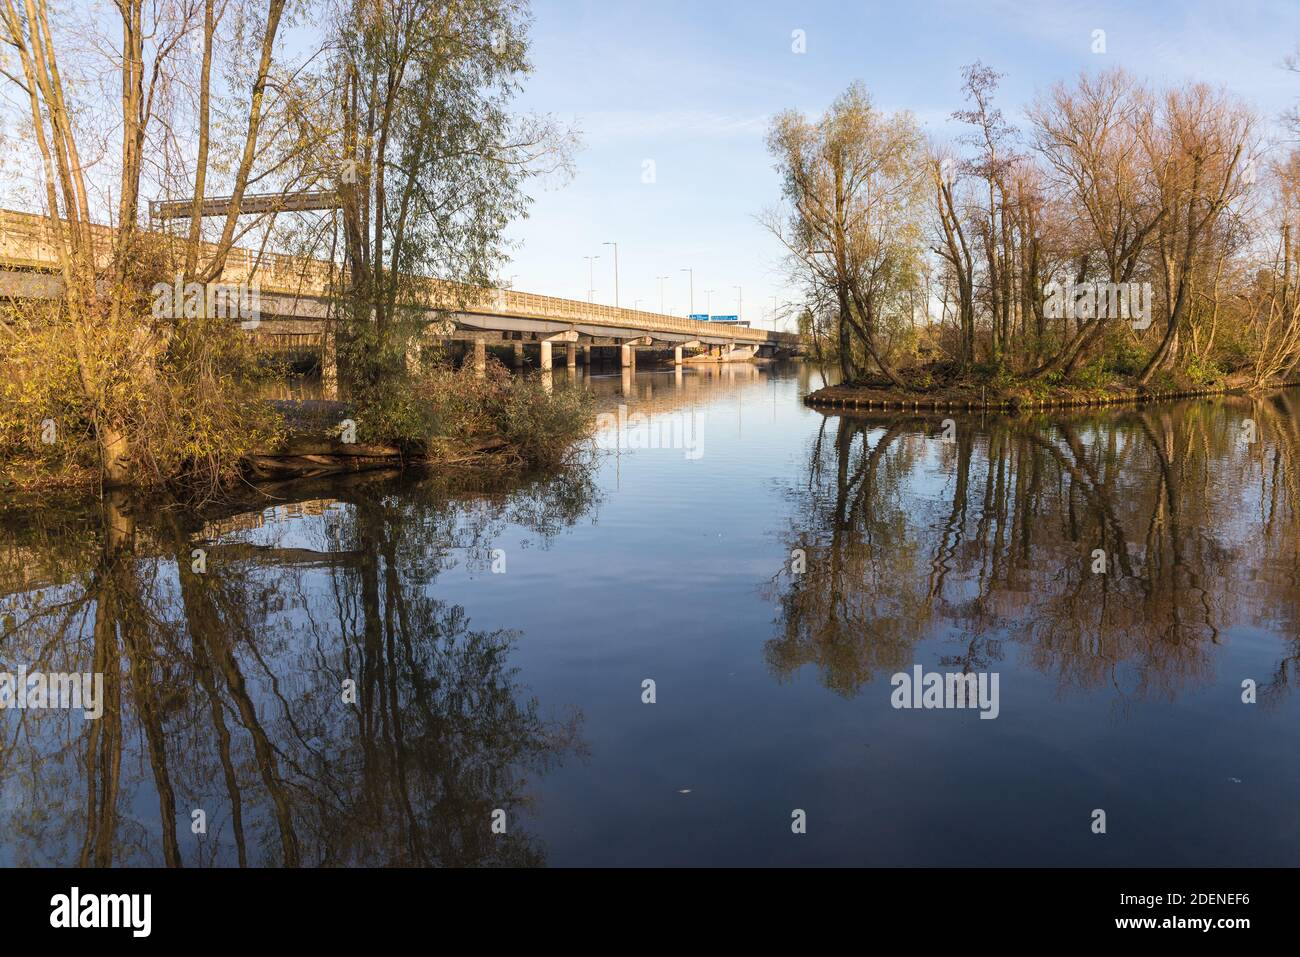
769 392 1300 707
0 467 596 866
7 366 1300 867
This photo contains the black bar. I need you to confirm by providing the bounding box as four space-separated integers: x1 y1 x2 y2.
1 867 1280 944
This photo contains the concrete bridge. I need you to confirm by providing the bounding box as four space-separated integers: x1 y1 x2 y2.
0 209 800 380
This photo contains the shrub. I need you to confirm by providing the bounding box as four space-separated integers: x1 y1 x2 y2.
1184 354 1224 387
377 358 593 469
1071 356 1112 390
0 300 281 493
1105 339 1148 377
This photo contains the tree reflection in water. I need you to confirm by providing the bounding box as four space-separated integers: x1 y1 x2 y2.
768 393 1300 710
0 465 597 866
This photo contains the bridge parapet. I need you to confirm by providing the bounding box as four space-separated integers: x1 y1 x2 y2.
0 208 799 346
0 209 335 295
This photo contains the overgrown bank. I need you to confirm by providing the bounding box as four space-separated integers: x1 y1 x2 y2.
804 362 1299 411
0 351 592 496
247 361 591 481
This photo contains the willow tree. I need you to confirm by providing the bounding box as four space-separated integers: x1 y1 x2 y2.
1242 151 1300 387
764 82 927 387
1134 83 1254 385
1027 69 1165 378
330 0 571 397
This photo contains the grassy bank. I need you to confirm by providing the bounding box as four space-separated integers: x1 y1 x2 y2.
0 359 592 496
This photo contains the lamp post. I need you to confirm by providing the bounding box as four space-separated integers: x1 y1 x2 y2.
680 268 693 314
656 275 670 313
584 255 600 302
603 242 619 306
734 285 742 321
704 288 715 316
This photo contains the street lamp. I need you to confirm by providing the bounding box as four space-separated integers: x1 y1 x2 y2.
656 275 670 313
704 288 715 316
603 242 619 307
584 255 600 302
680 268 693 314
734 285 743 321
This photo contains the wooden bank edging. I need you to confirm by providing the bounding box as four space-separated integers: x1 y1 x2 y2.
803 380 1300 414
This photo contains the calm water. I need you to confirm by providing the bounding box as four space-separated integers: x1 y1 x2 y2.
3 364 1300 866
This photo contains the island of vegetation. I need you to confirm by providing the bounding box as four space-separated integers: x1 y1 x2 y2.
762 65 1300 411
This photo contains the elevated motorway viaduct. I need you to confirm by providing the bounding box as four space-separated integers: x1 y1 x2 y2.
0 209 802 386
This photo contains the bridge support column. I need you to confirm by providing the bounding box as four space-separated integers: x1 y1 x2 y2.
582 344 592 365
322 328 338 399
512 341 524 369
620 344 631 368
674 345 683 365
473 339 486 378
566 342 576 368
539 340 552 371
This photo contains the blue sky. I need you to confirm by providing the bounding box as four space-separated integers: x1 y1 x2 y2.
504 0 1300 331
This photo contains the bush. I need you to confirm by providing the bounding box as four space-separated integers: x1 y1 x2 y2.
0 300 282 493
362 357 592 469
1071 355 1112 390
1184 354 1224 387
1105 339 1148 377
491 375 591 469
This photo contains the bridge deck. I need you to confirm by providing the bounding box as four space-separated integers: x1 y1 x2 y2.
0 209 799 348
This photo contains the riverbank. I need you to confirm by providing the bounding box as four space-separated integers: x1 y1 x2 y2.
0 367 592 496
804 369 1296 412
243 399 520 481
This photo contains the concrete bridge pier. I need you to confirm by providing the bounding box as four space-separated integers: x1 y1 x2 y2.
473 338 487 377
674 345 683 365
566 342 577 368
322 330 339 399
513 340 525 369
621 343 632 368
540 339 552 371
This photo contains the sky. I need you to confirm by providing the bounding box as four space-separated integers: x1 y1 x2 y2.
503 0 1300 332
